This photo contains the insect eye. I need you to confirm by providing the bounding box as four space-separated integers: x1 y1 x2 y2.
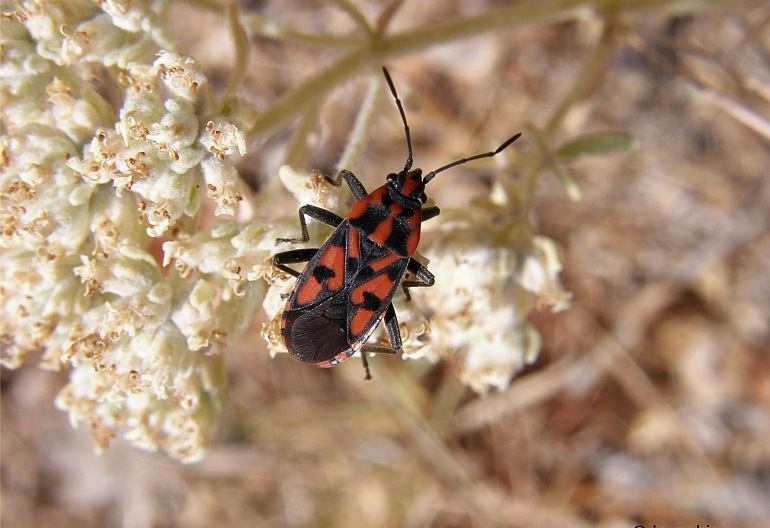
419 192 427 204
386 173 398 183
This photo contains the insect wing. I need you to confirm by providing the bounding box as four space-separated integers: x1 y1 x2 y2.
288 224 348 308
281 293 352 365
346 247 407 346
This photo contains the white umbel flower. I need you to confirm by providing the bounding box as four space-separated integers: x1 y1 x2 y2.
417 211 570 393
1 2 255 462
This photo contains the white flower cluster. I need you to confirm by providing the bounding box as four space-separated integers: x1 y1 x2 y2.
1 1 254 462
261 169 571 393
1 0 574 462
416 211 571 393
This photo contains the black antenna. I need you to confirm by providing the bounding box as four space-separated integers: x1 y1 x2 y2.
382 67 413 173
423 133 521 184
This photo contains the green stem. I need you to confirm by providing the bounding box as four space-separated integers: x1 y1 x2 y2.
543 19 615 138
183 0 225 13
330 0 375 37
374 0 407 35
246 0 732 141
241 14 363 47
283 104 321 168
225 1 249 94
246 51 368 140
335 71 386 174
518 19 615 203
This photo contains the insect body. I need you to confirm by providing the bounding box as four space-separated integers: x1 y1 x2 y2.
273 67 520 379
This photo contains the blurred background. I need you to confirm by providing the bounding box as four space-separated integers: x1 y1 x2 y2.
2 1 769 527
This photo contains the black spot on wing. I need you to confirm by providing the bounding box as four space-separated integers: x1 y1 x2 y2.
356 264 375 281
362 291 382 310
313 265 335 281
290 222 350 308
387 264 403 280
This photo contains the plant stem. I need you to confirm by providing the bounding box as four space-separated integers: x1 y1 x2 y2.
335 71 386 174
246 0 733 141
225 1 249 95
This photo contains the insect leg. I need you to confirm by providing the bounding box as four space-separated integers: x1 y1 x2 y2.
381 304 403 352
401 258 435 301
422 206 440 222
360 350 371 381
272 248 319 277
312 169 369 200
276 205 344 244
332 170 369 200
359 304 402 380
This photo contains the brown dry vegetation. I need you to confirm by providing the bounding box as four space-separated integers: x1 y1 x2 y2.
2 1 769 527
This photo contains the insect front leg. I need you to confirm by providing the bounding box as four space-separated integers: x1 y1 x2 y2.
276 205 344 244
272 248 319 277
310 168 369 199
325 169 369 200
422 205 440 222
277 169 370 245
401 258 435 301
359 304 402 380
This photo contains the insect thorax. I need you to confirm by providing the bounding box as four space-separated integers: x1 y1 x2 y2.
348 185 423 257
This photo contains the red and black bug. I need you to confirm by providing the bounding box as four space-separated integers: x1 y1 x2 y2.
273 67 520 379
